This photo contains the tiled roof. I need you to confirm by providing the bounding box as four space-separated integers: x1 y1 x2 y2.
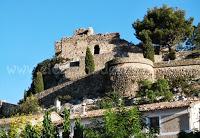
1 100 199 124
0 112 63 126
71 109 106 119
71 99 200 119
138 100 200 111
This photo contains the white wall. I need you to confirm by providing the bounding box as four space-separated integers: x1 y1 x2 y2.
189 103 200 131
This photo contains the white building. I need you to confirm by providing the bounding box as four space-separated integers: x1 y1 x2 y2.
69 100 200 138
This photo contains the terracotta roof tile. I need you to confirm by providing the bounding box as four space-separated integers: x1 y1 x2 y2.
71 100 200 119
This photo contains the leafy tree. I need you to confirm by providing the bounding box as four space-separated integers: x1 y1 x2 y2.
74 119 84 138
133 5 194 51
34 71 44 93
84 128 102 138
153 79 173 101
140 30 155 61
85 47 95 74
42 111 57 138
19 96 41 115
63 108 70 138
138 79 152 97
22 123 41 138
104 107 142 138
84 106 157 138
84 107 142 138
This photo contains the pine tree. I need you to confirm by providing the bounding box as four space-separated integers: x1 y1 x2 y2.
85 47 95 74
63 108 70 138
42 111 57 138
34 71 44 93
74 119 84 138
133 5 193 51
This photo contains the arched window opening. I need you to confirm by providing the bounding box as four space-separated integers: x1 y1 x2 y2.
94 45 100 54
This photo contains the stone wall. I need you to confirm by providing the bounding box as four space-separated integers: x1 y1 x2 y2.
38 28 200 106
176 51 193 60
108 57 154 97
38 55 200 108
161 113 189 133
55 53 115 80
36 71 111 108
94 52 115 71
154 59 200 80
54 28 139 80
108 58 200 98
0 102 17 118
55 30 129 60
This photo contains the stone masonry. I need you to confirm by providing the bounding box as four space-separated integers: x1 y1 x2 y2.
53 27 135 80
35 28 200 107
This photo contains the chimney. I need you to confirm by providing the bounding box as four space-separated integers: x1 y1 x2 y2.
82 103 86 115
55 98 61 112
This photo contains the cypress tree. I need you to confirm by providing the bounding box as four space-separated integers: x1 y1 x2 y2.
63 108 70 138
141 30 155 62
42 111 57 138
23 123 41 138
85 47 95 74
74 119 84 138
34 71 44 93
143 39 155 62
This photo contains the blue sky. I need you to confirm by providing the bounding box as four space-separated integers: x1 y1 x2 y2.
0 0 200 104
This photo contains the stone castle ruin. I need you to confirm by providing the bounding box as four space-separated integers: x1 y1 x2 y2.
35 27 200 107
54 27 141 80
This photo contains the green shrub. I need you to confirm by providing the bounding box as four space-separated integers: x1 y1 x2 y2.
85 47 95 74
97 91 123 109
19 96 41 115
84 128 102 138
0 128 7 138
138 79 173 103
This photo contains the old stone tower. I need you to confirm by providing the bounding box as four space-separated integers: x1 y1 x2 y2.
53 27 135 80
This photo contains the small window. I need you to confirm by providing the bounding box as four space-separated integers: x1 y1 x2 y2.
70 61 80 67
94 45 100 54
149 117 159 130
